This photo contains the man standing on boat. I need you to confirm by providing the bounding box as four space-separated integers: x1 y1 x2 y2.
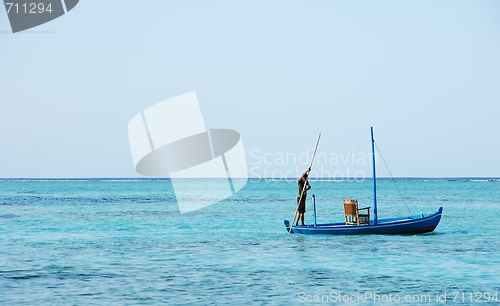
296 167 312 226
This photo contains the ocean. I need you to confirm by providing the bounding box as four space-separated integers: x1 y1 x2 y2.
1 178 499 305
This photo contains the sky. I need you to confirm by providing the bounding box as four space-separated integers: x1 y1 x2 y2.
1 0 499 178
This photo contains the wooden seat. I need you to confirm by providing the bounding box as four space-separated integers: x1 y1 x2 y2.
343 199 370 225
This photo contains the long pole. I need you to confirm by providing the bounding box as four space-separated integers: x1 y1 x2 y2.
289 133 321 233
371 127 378 224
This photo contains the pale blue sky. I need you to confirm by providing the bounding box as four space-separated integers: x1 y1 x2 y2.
1 1 499 178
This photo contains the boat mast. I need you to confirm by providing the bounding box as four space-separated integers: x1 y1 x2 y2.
371 127 378 224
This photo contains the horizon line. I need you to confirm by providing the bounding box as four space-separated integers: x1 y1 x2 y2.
1 177 499 180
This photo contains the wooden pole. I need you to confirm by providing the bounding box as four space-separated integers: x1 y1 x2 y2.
289 133 321 233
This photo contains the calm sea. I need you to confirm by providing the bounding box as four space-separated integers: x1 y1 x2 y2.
1 178 499 305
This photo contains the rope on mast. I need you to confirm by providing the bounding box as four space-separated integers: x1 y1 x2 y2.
374 141 413 216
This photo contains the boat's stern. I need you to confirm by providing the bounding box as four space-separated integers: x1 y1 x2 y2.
284 220 299 233
284 220 291 232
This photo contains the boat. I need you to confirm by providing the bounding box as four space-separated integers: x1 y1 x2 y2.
284 127 443 235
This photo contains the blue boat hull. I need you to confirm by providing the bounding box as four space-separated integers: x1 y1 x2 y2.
285 207 443 235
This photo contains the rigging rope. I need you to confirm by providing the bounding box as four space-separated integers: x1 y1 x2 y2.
374 141 413 215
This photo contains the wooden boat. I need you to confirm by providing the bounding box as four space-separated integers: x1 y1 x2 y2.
284 127 443 235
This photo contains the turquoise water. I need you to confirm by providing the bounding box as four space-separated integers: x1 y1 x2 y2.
1 178 499 305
